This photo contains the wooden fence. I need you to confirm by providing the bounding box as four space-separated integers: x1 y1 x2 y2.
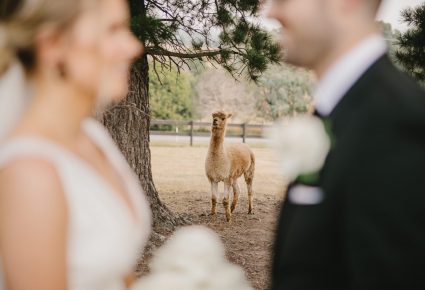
150 119 269 146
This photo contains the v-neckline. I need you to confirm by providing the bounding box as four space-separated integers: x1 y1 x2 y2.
6 119 141 225
80 119 141 225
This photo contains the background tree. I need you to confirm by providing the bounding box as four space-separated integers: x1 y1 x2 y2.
194 67 257 122
149 65 194 121
101 0 280 234
255 64 313 120
396 3 425 83
377 20 401 62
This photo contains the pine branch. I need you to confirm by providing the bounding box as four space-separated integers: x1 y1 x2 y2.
145 47 223 58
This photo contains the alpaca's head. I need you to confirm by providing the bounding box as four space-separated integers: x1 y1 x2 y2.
211 111 232 131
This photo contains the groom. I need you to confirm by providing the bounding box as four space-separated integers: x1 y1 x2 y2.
268 0 425 289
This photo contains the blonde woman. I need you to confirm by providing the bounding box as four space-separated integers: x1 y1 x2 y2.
0 0 151 290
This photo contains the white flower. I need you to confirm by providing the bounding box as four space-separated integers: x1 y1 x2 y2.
131 226 254 290
265 115 331 182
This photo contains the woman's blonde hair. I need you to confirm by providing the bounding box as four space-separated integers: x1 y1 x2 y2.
0 0 81 74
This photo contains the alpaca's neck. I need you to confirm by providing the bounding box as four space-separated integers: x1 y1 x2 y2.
209 128 226 153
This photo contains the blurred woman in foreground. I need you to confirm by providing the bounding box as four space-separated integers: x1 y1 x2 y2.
0 0 151 289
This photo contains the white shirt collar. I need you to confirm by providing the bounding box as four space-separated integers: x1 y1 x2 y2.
314 34 387 116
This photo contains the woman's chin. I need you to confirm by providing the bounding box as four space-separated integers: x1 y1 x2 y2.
95 75 130 112
108 89 128 103
107 83 129 100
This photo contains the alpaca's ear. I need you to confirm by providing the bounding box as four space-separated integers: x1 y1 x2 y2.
227 113 233 118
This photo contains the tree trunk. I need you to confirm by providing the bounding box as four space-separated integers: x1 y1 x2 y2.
101 55 182 232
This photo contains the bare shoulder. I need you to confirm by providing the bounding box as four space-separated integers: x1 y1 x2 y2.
0 156 66 214
0 157 68 290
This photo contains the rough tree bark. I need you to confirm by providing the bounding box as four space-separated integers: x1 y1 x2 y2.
101 55 182 232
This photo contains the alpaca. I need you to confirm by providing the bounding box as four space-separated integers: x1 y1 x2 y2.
205 111 255 222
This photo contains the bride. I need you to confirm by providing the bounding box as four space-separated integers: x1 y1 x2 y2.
0 0 151 289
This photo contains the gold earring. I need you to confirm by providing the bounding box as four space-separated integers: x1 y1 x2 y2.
56 61 66 78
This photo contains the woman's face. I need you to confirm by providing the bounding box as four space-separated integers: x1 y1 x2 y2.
61 0 142 104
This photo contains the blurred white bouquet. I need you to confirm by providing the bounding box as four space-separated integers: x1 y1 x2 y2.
266 115 331 182
131 226 254 290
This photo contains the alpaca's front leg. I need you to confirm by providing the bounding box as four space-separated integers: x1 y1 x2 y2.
210 182 218 215
223 182 232 222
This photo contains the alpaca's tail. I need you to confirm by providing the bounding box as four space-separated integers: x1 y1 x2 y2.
249 152 255 178
245 151 255 183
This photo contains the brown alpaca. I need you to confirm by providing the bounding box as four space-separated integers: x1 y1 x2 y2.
205 111 255 222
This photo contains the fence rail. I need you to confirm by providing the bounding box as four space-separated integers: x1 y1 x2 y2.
150 119 269 146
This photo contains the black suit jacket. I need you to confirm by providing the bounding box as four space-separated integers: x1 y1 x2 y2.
271 55 425 290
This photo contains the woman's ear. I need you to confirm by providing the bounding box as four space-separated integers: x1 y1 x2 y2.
34 25 66 71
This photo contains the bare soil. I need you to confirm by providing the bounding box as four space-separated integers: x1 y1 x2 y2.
148 144 287 290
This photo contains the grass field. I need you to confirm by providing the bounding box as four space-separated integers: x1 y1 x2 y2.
151 144 286 196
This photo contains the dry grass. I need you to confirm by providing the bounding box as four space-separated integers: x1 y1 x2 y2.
151 145 286 197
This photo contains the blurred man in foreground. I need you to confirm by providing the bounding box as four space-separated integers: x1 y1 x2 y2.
268 0 425 289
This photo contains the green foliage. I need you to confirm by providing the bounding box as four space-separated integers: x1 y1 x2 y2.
396 3 425 82
129 0 280 81
217 7 233 26
238 0 259 13
219 22 280 80
131 14 177 46
149 65 194 120
149 62 313 122
255 64 313 120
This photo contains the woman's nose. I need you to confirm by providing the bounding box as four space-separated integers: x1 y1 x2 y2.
127 33 144 59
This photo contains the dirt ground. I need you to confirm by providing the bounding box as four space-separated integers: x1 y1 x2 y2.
150 143 288 290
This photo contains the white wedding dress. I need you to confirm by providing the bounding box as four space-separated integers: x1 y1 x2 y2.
0 118 152 290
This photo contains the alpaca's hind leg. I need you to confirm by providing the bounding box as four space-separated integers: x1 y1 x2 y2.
245 174 254 214
231 182 240 213
223 182 232 222
210 182 218 215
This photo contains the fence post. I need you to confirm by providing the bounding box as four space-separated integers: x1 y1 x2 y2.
242 123 246 143
190 121 194 146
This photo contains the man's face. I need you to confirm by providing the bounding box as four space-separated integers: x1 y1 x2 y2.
267 0 338 70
